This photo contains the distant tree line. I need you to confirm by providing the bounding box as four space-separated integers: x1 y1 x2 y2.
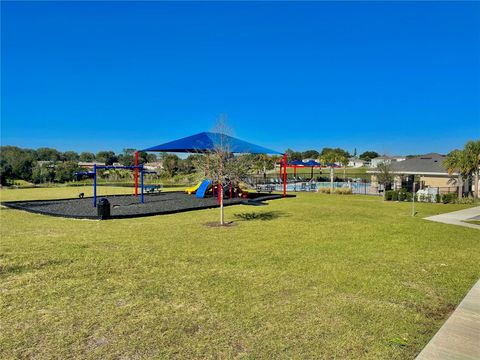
0 146 158 185
284 148 379 163
0 145 382 186
0 146 281 185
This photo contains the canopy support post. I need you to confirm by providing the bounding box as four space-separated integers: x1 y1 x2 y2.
283 153 287 197
134 151 139 197
93 163 97 207
140 166 144 204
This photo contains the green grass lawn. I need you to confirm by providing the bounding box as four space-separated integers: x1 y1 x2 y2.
1 187 479 359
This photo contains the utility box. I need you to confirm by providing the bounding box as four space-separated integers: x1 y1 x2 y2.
97 198 111 220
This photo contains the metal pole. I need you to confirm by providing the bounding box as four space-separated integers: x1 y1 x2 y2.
294 165 296 192
93 163 97 207
134 151 139 197
412 180 416 216
141 167 144 204
283 153 287 197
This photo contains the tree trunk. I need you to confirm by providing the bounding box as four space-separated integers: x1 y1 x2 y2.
220 188 224 225
475 167 479 200
458 175 463 200
330 167 334 193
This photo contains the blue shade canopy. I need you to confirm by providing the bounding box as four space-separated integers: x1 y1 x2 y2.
142 132 282 155
304 160 321 167
289 160 305 166
287 160 321 167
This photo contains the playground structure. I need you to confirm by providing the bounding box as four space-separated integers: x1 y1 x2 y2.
134 131 287 198
185 179 249 200
92 164 150 207
2 132 297 220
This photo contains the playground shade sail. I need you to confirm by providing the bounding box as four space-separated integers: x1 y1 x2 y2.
289 160 306 166
287 160 321 167
142 132 282 154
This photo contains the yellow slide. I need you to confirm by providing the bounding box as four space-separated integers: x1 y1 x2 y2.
185 181 203 195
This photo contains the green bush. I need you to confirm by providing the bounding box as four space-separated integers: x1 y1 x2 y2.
391 191 398 201
398 190 409 201
455 197 475 205
441 193 457 204
384 190 394 201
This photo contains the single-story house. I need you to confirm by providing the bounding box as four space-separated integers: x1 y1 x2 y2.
143 161 163 171
367 153 469 194
348 157 367 168
369 155 406 168
77 162 106 169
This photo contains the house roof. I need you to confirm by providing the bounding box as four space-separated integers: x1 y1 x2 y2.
372 155 405 161
368 153 455 175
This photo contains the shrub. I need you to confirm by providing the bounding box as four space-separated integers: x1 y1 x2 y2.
335 188 352 195
385 190 394 201
398 190 408 201
391 191 398 201
318 187 332 194
441 193 457 204
455 197 475 205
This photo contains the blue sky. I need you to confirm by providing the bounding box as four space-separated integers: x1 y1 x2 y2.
1 1 479 155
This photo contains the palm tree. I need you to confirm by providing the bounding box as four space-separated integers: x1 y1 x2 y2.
464 140 480 200
339 155 349 181
321 151 338 193
444 149 467 199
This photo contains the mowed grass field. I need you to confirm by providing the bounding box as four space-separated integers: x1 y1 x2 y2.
1 187 479 359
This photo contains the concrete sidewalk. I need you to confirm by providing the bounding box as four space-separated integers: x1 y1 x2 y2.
424 206 480 230
416 279 480 360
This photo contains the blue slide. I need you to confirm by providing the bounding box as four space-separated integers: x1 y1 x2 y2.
195 179 212 198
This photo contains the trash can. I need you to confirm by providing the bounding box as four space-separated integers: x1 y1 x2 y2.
97 198 111 220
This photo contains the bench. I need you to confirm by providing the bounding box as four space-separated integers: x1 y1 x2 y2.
144 185 162 194
256 184 276 193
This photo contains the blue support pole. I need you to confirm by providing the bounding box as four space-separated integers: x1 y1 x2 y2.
93 163 97 207
140 167 144 204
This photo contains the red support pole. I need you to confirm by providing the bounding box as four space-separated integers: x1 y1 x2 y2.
283 153 287 197
134 151 139 197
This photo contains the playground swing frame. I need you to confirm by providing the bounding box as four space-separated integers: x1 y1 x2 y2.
93 164 146 207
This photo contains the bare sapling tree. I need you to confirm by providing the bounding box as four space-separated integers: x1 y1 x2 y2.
210 115 234 226
377 162 393 199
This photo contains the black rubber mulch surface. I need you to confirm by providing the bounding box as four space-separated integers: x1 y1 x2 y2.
2 191 290 220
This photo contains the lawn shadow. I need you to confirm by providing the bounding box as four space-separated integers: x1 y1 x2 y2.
233 211 288 221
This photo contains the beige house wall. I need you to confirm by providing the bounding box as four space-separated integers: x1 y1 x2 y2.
420 175 452 188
